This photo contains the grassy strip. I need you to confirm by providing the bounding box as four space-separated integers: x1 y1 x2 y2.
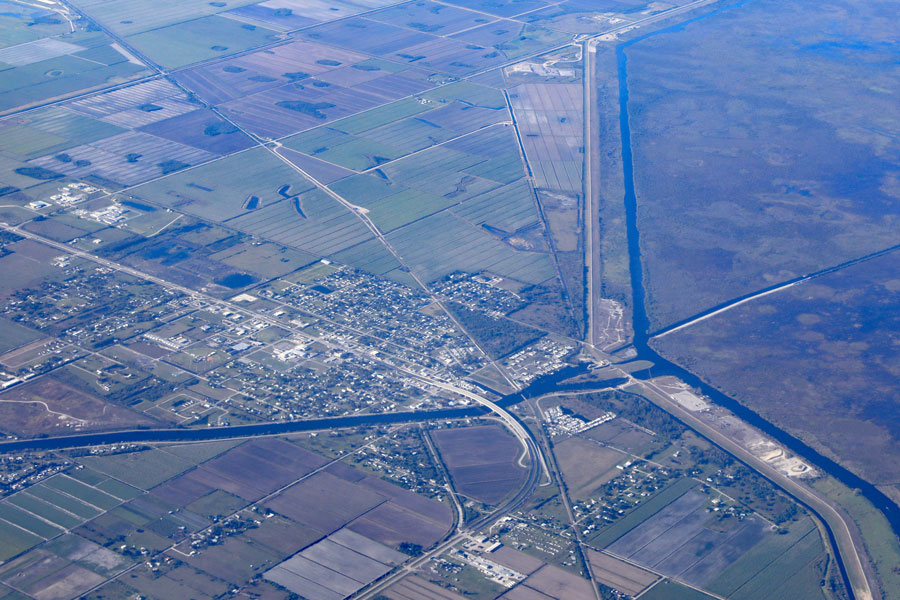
706 516 815 596
812 475 900 600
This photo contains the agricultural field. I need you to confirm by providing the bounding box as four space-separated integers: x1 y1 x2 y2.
430 424 527 505
0 434 454 598
0 31 149 115
129 147 315 221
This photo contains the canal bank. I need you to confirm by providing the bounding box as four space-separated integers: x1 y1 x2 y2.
613 4 898 598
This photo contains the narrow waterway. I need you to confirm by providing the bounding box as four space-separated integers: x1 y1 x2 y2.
613 3 900 596
0 364 609 453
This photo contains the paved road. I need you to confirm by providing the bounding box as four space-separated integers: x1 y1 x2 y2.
626 377 872 600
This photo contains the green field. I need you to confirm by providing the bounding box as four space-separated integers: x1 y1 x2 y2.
44 475 123 510
133 148 315 221
812 476 900 597
71 0 261 36
25 484 101 519
721 527 828 600
0 504 63 539
0 317 43 354
186 490 246 518
706 517 816 596
0 55 147 114
640 580 716 600
156 439 243 463
78 449 195 490
0 3 72 48
366 188 456 232
126 15 278 69
0 107 124 160
314 137 406 170
328 97 434 135
6 493 82 529
0 520 42 561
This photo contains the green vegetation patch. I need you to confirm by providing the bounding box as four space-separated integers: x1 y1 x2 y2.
43 475 122 511
26 484 101 519
640 580 716 600
0 317 43 354
367 188 456 232
156 439 243 464
7 493 82 529
0 503 63 539
331 97 434 135
314 137 406 171
125 15 278 69
78 449 195 490
0 519 41 561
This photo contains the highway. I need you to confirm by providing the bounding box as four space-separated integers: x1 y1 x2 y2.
623 376 873 600
357 430 543 600
0 221 557 597
0 222 548 475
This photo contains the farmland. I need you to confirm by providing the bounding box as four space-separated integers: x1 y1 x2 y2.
0 0 888 598
431 424 528 505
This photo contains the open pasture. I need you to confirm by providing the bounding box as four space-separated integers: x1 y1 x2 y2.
223 3 320 31
501 564 595 600
131 147 314 221
385 575 470 600
0 0 73 49
0 38 85 67
364 188 456 232
220 77 385 139
0 317 43 354
586 549 660 596
227 188 375 257
298 13 571 78
78 449 196 490
387 210 555 284
0 544 114 598
332 238 403 276
553 436 625 499
454 21 568 60
705 517 825 598
68 0 263 37
302 18 433 57
452 179 539 234
281 81 508 173
604 489 773 588
0 375 154 438
524 0 651 34
442 0 552 18
0 106 124 160
226 0 401 31
279 147 354 184
175 39 367 105
125 15 279 70
0 51 148 115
